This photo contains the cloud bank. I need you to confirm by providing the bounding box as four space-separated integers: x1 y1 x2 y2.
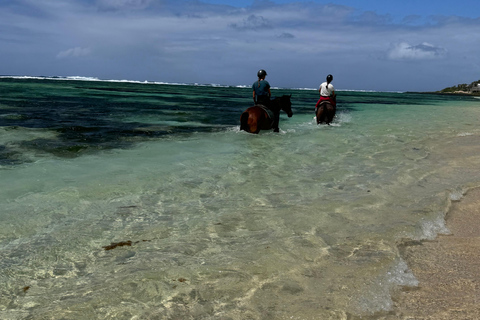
388 42 447 60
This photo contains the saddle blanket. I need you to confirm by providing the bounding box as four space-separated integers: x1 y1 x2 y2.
255 104 275 122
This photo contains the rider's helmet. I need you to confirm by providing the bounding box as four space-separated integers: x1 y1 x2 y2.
257 69 268 78
326 74 333 82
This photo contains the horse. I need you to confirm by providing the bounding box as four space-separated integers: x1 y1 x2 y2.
316 100 336 125
240 95 293 134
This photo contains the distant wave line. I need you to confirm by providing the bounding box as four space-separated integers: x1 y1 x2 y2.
0 75 403 93
0 75 231 87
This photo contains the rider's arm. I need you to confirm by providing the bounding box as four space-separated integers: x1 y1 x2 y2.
253 90 256 103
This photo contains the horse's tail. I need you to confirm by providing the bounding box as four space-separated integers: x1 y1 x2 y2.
240 112 250 132
316 101 331 124
324 102 335 125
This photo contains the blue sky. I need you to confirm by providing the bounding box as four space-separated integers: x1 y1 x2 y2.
1 0 479 91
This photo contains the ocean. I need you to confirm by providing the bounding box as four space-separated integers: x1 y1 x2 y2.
1 77 480 319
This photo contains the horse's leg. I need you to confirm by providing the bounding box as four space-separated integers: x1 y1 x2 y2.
273 111 280 132
316 106 324 124
240 112 250 132
315 99 321 125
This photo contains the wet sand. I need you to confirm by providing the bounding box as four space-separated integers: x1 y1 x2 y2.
377 188 480 319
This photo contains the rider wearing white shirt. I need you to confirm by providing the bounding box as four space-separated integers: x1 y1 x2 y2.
316 74 336 110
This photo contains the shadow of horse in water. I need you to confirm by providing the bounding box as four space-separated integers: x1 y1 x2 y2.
240 95 293 134
316 101 336 125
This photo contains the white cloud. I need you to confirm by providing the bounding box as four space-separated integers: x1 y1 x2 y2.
57 47 92 59
388 42 447 60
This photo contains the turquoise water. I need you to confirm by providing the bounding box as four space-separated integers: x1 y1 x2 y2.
1 77 480 319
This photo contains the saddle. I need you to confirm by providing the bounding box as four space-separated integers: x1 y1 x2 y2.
317 100 336 111
255 104 275 126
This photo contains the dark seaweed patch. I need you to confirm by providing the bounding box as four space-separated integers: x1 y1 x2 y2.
102 239 151 251
0 78 238 165
0 145 25 165
102 241 133 251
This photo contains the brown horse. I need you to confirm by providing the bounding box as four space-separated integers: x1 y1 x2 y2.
316 101 336 125
240 95 293 134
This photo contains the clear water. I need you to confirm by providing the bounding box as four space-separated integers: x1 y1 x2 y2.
1 78 480 319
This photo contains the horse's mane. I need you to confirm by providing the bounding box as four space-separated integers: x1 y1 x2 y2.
269 95 291 113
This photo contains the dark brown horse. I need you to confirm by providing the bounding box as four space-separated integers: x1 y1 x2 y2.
240 95 293 134
316 101 336 125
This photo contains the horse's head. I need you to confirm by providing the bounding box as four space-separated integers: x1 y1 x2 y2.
280 95 293 117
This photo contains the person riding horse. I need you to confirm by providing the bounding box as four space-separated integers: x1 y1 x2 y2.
253 69 271 106
314 74 337 125
315 74 336 111
252 69 280 131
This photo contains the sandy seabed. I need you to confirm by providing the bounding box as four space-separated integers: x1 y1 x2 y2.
367 188 480 320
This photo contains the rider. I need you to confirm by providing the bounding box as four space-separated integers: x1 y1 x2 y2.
252 69 271 107
252 69 279 132
315 74 336 110
252 69 280 132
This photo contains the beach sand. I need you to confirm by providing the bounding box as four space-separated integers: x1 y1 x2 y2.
369 188 480 319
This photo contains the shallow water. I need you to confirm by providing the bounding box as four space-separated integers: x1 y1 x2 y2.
1 78 480 319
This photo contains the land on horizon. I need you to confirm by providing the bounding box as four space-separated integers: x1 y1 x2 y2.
434 79 480 95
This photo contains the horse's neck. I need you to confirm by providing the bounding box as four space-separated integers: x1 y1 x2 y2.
270 99 282 112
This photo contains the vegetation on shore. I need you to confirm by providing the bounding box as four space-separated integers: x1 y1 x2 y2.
437 79 480 95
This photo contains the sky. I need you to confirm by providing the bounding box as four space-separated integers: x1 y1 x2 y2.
1 0 480 91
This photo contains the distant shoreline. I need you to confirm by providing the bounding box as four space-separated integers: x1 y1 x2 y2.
414 91 480 96
432 79 480 96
